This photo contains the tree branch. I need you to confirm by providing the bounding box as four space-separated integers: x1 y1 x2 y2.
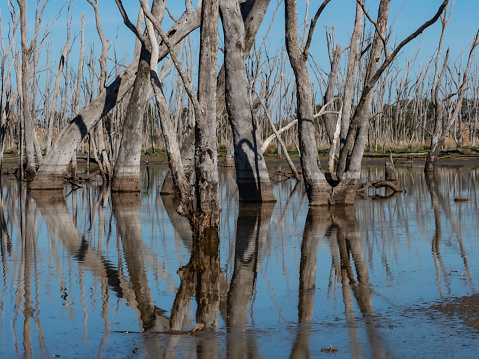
303 0 332 57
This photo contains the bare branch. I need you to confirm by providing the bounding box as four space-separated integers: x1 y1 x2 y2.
303 0 332 57
113 0 147 46
356 0 387 56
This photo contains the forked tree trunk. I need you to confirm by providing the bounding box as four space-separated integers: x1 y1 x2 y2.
216 0 271 117
285 0 331 205
286 0 447 206
220 0 276 203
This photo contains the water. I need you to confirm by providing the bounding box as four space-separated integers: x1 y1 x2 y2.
1 164 478 358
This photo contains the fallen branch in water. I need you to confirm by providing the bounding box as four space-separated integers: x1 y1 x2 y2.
357 180 403 193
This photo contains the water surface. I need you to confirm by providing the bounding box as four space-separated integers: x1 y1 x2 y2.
1 164 478 358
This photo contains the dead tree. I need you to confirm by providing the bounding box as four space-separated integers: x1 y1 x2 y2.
425 6 479 172
285 0 448 205
30 6 201 190
219 0 276 203
0 3 19 172
17 0 49 180
44 20 70 155
140 0 221 234
111 1 163 192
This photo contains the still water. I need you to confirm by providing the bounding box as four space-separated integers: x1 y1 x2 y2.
1 164 478 358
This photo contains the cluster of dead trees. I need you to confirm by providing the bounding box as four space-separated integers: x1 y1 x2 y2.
1 0 477 234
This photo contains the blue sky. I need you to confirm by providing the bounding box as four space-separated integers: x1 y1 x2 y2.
1 0 478 98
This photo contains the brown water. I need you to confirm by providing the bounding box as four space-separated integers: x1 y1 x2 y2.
1 164 478 358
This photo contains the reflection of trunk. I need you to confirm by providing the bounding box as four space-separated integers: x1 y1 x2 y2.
425 172 471 293
425 172 447 296
227 203 273 357
220 0 276 203
22 191 35 357
334 207 384 359
161 193 193 250
299 206 386 358
112 192 169 331
290 206 326 359
30 190 144 317
171 233 222 331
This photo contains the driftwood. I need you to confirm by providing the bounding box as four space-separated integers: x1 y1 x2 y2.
441 147 465 154
269 168 299 182
357 180 402 193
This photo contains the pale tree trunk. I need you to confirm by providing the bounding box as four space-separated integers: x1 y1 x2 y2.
334 0 449 201
110 44 150 192
346 0 391 180
340 1 363 148
194 0 221 233
220 0 276 203
30 9 201 189
285 0 331 205
87 0 113 182
216 0 271 118
70 14 85 180
141 0 195 207
17 0 36 181
286 0 447 206
0 7 19 172
16 53 24 179
323 42 341 143
141 0 220 233
45 27 70 155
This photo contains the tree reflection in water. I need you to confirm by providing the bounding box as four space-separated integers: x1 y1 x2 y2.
292 205 388 359
1 165 479 358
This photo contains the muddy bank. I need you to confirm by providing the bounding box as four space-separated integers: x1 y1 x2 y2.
427 294 479 331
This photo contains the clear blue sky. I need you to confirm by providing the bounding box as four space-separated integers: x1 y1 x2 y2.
1 0 478 98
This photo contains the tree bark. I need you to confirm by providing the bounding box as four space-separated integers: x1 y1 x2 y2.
18 0 36 181
111 44 150 192
285 0 330 205
194 0 221 233
220 0 276 203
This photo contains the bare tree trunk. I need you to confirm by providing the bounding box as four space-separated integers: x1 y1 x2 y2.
220 0 276 203
70 14 85 180
0 8 19 172
285 0 331 205
110 45 150 192
30 9 201 189
45 27 70 155
18 0 36 180
194 0 221 233
216 0 271 117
